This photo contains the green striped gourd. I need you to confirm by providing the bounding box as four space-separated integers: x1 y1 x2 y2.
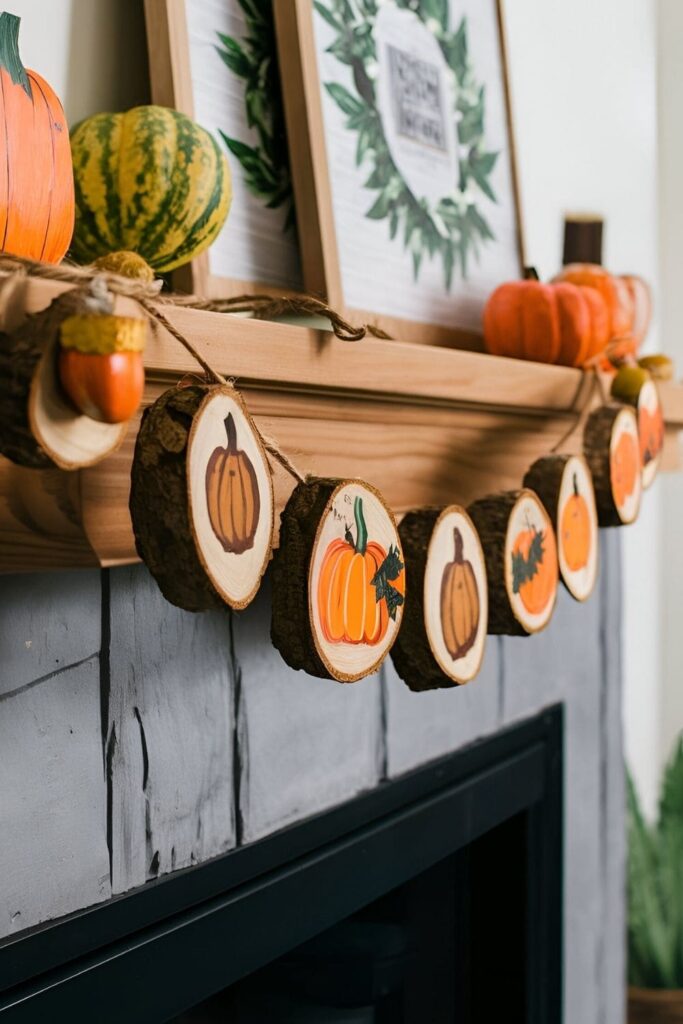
70 105 231 272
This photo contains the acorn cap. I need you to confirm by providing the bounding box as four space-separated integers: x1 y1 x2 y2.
60 314 147 355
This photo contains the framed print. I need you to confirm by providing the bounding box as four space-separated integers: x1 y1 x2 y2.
144 0 303 296
275 0 525 347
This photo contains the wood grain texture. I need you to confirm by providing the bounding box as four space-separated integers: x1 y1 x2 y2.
106 564 236 895
232 575 383 844
0 658 111 939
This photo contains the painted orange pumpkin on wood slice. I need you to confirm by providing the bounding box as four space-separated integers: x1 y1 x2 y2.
468 489 558 636
0 12 74 263
391 506 487 691
637 380 664 489
130 384 274 612
524 455 599 602
271 479 404 682
584 405 641 526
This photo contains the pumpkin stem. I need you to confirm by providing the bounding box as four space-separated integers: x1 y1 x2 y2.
353 496 368 556
224 413 237 452
453 527 464 563
0 14 30 98
523 267 540 282
573 472 580 497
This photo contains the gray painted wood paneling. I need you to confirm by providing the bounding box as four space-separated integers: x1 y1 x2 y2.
383 639 502 778
107 565 235 895
0 570 101 697
0 658 110 939
232 576 383 844
501 569 605 1024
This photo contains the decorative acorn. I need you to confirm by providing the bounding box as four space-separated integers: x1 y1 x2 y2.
583 404 641 526
468 489 558 636
391 505 487 691
59 312 146 423
523 454 599 602
130 384 274 612
271 478 404 682
0 285 129 469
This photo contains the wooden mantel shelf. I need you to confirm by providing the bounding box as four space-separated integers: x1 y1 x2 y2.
1 273 682 573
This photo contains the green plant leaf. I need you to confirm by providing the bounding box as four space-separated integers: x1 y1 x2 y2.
325 81 365 117
371 544 404 620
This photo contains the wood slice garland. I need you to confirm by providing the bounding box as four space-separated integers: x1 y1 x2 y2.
130 383 274 612
583 404 642 526
271 478 405 682
0 289 127 469
391 505 488 691
468 489 558 636
636 380 664 489
523 454 599 602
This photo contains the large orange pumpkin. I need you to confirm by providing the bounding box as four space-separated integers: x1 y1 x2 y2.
484 268 609 367
318 496 405 646
0 12 74 263
553 264 633 354
611 431 639 508
205 414 261 554
561 474 591 572
511 524 557 615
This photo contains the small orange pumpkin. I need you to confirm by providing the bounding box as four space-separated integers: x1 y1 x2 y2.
0 12 74 262
318 496 404 646
511 524 557 615
205 413 261 554
440 527 480 660
59 349 144 424
553 263 634 357
484 268 609 367
611 431 639 508
561 474 591 572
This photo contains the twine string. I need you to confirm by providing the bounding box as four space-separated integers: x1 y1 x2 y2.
550 369 601 454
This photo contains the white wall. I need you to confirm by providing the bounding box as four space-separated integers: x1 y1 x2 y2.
504 0 662 814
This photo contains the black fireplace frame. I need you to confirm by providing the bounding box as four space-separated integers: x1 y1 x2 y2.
0 704 563 1023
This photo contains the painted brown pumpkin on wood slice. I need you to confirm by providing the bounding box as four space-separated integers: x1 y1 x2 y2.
271 479 404 682
584 404 641 526
0 13 74 263
0 284 128 469
391 506 487 691
130 384 273 612
523 455 599 602
468 489 558 636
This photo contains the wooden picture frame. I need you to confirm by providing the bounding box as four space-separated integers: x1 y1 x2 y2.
275 0 525 348
144 0 304 298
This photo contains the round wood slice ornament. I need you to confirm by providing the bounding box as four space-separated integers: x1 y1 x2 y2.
468 489 558 636
0 289 127 469
130 384 274 612
636 380 664 489
271 478 405 682
583 404 641 526
391 506 488 691
523 455 599 603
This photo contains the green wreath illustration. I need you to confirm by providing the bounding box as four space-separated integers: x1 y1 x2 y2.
315 0 500 288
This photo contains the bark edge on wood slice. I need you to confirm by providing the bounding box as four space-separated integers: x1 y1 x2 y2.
271 478 405 682
523 454 599 602
0 289 127 469
130 384 274 612
391 505 488 691
583 404 641 526
468 488 558 636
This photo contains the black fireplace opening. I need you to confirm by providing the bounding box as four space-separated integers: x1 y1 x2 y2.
0 706 562 1024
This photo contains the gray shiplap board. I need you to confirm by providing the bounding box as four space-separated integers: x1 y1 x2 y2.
383 639 502 778
0 570 101 697
232 576 383 844
107 565 235 895
0 657 110 939
598 530 626 1024
502 575 605 1024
